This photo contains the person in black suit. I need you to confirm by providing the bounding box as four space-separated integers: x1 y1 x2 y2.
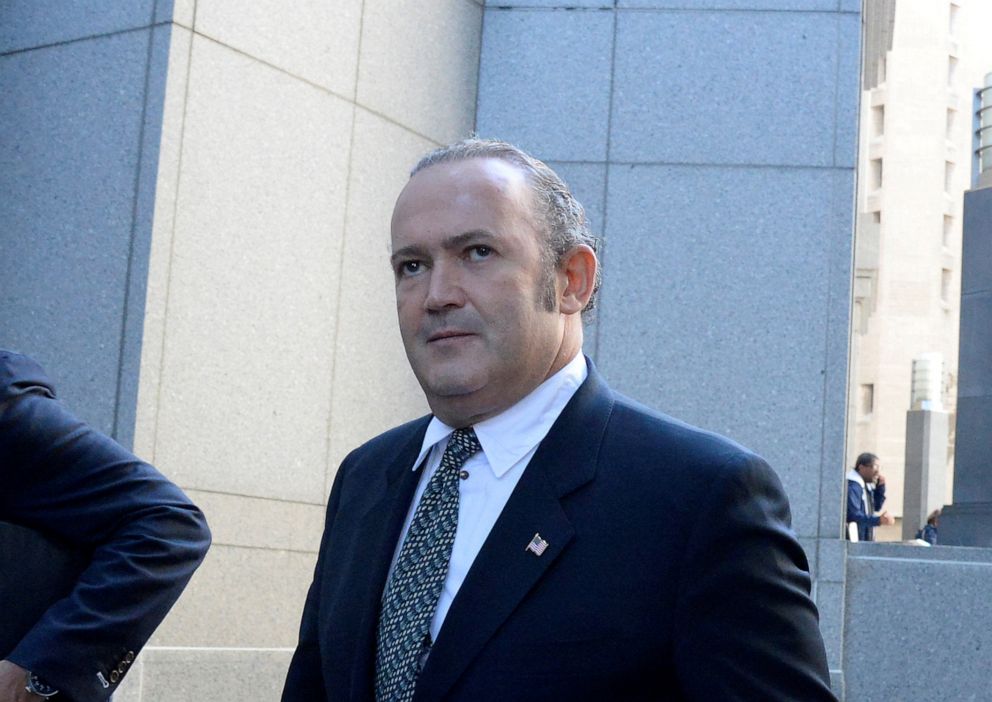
282 139 835 701
0 351 211 701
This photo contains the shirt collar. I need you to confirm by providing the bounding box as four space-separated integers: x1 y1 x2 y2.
412 353 588 478
846 468 866 489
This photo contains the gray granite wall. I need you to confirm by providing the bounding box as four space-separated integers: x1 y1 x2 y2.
0 1 171 445
940 186 992 546
476 0 861 687
952 187 992 502
845 542 992 699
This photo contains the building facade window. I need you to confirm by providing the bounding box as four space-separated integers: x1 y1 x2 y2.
941 268 953 306
859 384 874 418
871 159 883 190
872 105 885 137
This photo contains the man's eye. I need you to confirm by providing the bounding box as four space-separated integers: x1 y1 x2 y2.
398 261 422 276
468 246 492 261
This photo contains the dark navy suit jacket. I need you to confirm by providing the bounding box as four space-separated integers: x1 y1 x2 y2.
0 350 211 701
846 478 886 542
283 362 835 701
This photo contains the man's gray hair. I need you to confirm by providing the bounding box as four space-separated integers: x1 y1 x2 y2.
410 138 602 314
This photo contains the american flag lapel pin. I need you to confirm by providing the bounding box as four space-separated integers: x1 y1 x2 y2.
525 533 549 557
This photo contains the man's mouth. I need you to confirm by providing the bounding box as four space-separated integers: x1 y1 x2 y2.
427 330 475 343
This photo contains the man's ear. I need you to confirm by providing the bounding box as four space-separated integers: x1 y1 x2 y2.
557 245 598 315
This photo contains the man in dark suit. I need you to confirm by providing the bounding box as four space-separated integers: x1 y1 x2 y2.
0 351 211 701
283 139 835 701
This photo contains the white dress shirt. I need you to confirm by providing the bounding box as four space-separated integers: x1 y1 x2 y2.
387 352 588 644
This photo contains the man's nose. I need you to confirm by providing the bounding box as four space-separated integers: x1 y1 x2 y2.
424 261 465 310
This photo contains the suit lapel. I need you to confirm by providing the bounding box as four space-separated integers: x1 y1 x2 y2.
339 420 430 702
415 363 615 700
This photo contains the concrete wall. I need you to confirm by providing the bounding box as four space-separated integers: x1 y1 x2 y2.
845 542 992 699
953 188 992 504
476 1 860 690
0 3 170 446
122 1 483 698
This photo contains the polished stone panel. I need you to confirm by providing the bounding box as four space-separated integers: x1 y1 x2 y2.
195 0 363 99
833 12 861 167
117 647 295 702
152 37 351 502
0 31 155 439
817 537 846 584
960 189 992 295
149 545 315 647
491 0 610 6
544 162 608 239
115 23 174 450
598 164 848 537
948 395 992 503
611 10 842 166
818 169 855 538
943 189 992 545
618 0 835 8
815 580 844 669
357 0 481 144
902 410 949 540
183 490 325 553
846 544 992 700
133 25 193 461
0 0 154 53
957 290 992 399
477 8 614 162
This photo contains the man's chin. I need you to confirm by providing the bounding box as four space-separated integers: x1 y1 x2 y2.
423 376 485 401
419 373 492 421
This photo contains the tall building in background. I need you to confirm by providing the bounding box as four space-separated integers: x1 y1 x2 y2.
850 0 992 534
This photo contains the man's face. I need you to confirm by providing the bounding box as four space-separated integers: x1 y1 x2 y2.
858 459 880 482
390 158 567 427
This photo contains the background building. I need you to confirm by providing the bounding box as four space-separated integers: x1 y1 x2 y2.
2 1 990 700
850 0 992 536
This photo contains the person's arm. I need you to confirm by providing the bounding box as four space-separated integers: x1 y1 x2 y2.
672 453 837 701
0 353 211 701
871 477 886 511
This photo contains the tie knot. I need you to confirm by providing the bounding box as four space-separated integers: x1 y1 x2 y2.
444 427 481 465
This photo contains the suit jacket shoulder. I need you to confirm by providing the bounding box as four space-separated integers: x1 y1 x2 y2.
606 391 765 475
582 388 790 540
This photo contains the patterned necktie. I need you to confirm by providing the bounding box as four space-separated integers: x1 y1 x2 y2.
375 427 482 702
